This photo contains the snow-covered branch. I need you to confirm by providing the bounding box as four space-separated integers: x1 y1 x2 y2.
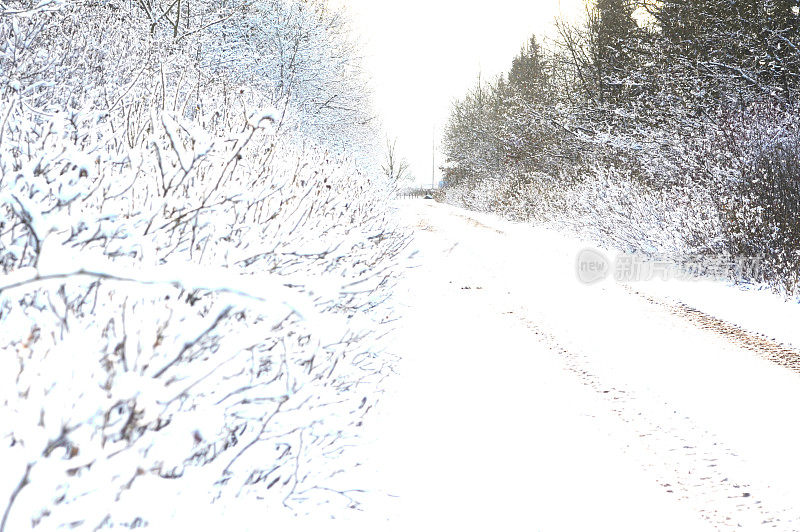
0 0 406 528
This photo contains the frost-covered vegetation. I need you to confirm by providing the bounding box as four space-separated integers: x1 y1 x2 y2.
0 0 406 528
442 0 800 296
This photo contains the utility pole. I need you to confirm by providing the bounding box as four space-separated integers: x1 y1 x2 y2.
431 123 435 190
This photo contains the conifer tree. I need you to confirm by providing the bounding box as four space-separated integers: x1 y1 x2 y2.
590 0 639 104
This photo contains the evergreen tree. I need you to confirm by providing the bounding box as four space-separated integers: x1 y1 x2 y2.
654 0 800 104
764 0 800 100
508 36 549 104
590 0 640 104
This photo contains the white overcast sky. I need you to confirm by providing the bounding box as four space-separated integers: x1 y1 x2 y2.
338 0 584 186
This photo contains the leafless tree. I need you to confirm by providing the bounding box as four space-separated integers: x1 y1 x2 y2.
381 137 411 183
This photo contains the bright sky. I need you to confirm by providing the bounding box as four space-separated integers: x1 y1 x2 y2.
339 0 584 186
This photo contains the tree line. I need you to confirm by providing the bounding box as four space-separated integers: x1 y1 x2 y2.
443 0 800 294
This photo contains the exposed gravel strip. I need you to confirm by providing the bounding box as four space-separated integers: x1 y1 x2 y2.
626 285 800 374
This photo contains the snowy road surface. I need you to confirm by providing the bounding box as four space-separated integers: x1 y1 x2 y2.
354 200 800 531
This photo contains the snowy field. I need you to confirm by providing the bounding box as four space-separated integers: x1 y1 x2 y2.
347 199 800 530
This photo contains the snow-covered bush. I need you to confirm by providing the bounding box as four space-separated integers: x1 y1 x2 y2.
444 162 724 257
203 0 376 154
710 103 800 293
443 106 800 294
0 0 404 529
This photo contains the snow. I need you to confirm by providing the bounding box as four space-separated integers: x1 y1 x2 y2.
345 200 800 530
638 279 800 350
5 0 800 526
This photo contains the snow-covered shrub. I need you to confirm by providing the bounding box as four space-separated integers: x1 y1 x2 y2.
711 103 800 293
444 162 724 257
202 0 376 155
0 0 405 529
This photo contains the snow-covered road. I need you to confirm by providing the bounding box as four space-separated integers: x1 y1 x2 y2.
355 200 800 531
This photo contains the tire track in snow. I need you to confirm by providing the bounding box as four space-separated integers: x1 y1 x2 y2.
454 213 506 235
625 286 800 374
415 217 436 232
515 313 799 531
414 201 800 529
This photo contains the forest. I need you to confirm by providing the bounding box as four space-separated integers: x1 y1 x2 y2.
442 0 800 296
